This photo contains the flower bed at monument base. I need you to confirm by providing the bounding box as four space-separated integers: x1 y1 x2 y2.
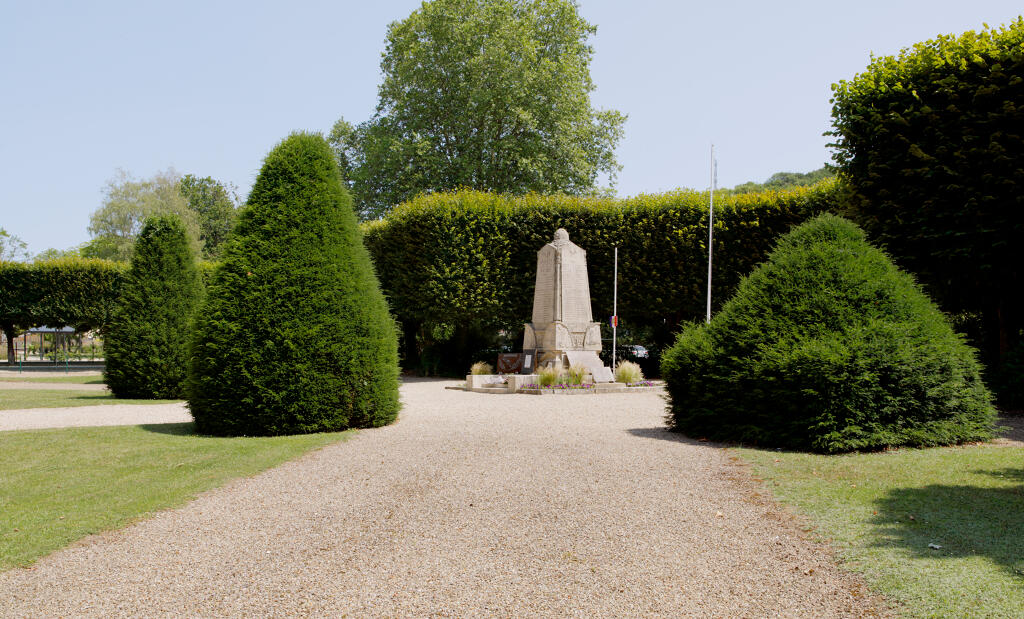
449 376 663 395
518 382 661 395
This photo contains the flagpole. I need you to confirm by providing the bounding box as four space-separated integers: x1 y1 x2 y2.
612 245 618 374
706 144 715 324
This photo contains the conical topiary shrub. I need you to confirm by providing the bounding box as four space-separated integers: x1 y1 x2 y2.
187 133 400 436
105 214 202 399
661 213 996 453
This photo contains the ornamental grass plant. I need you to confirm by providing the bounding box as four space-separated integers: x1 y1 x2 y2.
662 214 996 453
566 363 587 385
469 361 493 375
614 360 643 384
537 364 563 388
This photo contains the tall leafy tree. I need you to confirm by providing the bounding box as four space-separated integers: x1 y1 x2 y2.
332 0 626 219
104 215 202 398
87 169 200 262
179 174 240 259
0 228 29 262
187 133 400 436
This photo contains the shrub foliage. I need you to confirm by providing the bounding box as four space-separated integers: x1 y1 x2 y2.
830 19 1024 378
0 258 124 363
104 215 202 398
661 214 996 453
363 182 840 374
187 133 400 436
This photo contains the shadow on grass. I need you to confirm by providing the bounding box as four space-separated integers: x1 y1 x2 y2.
872 468 1024 579
138 422 196 436
64 393 118 402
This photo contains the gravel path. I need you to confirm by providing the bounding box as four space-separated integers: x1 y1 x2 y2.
0 379 889 617
0 402 190 431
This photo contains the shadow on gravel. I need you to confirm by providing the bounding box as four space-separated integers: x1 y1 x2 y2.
627 427 725 448
400 376 456 384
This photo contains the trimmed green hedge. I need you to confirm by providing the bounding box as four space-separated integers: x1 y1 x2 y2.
662 214 996 453
0 258 125 363
830 18 1024 391
105 215 202 399
187 133 400 436
363 182 840 374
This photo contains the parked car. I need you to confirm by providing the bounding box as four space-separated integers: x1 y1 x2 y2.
624 344 649 359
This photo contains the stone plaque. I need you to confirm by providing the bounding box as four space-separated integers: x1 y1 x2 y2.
521 351 536 374
565 350 613 382
591 366 614 383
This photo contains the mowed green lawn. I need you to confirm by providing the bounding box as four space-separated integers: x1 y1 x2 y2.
0 374 105 384
738 442 1024 618
0 423 351 570
0 389 177 410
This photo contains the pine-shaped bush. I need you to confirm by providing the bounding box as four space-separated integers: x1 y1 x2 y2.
187 133 400 436
662 214 996 452
105 214 201 398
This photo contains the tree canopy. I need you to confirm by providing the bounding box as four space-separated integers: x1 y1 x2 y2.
332 0 626 219
86 169 239 261
86 169 199 262
179 174 240 259
0 228 29 262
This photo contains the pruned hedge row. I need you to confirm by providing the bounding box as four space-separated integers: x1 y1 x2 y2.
831 18 1024 386
0 258 125 363
363 181 841 373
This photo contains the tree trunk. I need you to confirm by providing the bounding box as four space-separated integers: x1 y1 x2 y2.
2 322 16 365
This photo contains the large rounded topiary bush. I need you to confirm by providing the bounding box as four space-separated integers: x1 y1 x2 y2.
105 214 202 399
662 213 996 453
187 133 400 436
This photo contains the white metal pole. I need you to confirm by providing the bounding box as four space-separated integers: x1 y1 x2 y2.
706 144 715 324
612 246 618 373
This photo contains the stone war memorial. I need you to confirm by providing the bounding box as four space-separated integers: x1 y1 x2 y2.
465 228 633 394
523 228 613 382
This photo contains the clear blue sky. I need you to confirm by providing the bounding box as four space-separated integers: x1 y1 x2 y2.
2 1 1021 256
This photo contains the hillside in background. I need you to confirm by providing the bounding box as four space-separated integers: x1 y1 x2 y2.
728 167 834 194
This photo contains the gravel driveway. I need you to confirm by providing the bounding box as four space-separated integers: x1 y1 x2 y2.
0 379 889 617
